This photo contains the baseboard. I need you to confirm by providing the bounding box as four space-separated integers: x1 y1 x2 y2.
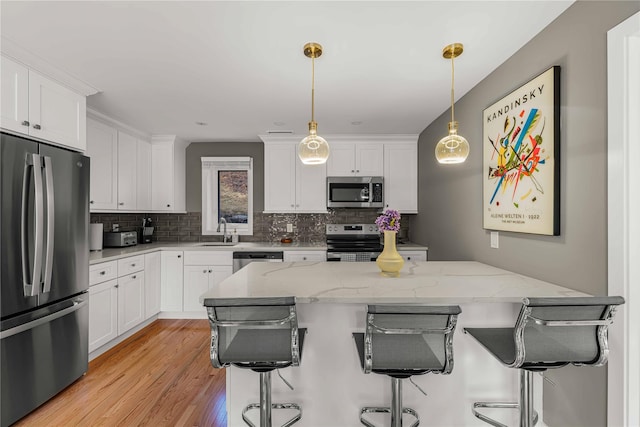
158 311 207 319
89 316 158 361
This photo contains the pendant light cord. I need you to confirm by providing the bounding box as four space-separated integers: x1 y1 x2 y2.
311 54 315 123
450 48 455 124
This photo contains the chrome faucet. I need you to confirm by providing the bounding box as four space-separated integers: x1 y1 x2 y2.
217 217 229 242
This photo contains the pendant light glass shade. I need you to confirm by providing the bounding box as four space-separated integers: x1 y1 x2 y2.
299 42 329 165
435 43 468 164
299 121 330 164
435 121 470 164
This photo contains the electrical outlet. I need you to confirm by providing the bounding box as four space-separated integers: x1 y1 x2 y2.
286 223 293 233
491 231 499 249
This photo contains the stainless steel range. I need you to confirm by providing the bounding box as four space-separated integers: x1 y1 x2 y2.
326 224 382 262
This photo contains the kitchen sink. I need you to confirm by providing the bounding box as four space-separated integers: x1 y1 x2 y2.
199 242 238 247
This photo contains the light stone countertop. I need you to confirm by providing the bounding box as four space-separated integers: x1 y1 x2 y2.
88 241 330 264
200 260 586 304
89 241 428 264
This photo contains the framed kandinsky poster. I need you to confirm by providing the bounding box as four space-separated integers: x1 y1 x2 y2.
482 66 560 235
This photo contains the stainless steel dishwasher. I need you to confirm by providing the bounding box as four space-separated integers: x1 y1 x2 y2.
232 251 284 273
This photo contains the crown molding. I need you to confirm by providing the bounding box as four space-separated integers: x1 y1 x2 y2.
259 134 419 144
1 37 101 96
87 108 151 140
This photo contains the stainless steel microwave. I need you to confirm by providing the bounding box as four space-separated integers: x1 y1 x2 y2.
327 176 384 208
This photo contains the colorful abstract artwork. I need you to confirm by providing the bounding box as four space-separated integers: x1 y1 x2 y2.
482 66 560 235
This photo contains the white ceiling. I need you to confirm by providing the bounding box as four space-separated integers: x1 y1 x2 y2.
1 1 573 143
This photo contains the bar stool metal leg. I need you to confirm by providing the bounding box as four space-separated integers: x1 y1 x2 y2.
360 378 419 427
241 371 302 427
520 370 535 427
391 378 402 427
260 372 272 427
472 370 538 427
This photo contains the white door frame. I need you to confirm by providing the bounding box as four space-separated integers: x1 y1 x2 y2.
607 11 640 427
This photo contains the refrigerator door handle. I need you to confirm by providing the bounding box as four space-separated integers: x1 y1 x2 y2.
21 153 44 297
0 298 87 340
42 155 55 294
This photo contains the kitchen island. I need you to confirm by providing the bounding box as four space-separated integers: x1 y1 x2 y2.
200 261 586 426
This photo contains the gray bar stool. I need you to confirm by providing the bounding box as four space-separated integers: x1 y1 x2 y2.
205 296 306 427
353 304 462 427
465 296 624 427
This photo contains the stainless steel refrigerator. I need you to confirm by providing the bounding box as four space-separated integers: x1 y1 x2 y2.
1 132 89 426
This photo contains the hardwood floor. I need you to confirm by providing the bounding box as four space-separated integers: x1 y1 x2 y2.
16 319 227 427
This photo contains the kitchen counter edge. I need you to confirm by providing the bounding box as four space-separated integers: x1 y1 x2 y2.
89 241 429 264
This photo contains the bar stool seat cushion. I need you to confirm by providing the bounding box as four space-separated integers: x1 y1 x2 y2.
353 332 444 378
220 328 306 370
464 327 597 371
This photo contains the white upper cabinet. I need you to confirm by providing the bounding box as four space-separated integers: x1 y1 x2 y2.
86 118 118 210
87 112 155 213
296 153 327 212
28 72 86 151
263 142 296 212
136 139 152 211
151 135 187 212
117 131 137 210
262 135 417 214
1 57 29 134
262 137 327 213
326 142 383 177
384 141 418 213
1 55 86 151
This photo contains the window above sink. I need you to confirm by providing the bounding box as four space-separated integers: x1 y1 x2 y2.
201 157 253 236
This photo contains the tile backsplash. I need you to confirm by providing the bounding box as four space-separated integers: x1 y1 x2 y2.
90 209 410 244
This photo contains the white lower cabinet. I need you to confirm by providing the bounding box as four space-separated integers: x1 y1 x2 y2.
398 250 428 262
88 255 148 354
283 250 327 262
160 251 184 311
88 278 118 353
117 271 145 334
144 252 161 318
183 265 233 312
182 251 233 313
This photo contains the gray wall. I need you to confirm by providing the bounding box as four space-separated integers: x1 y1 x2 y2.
409 2 639 426
185 141 265 212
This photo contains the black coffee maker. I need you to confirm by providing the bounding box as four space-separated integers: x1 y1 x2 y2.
139 217 154 244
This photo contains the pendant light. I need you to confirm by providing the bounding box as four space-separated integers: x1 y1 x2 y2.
435 43 470 164
298 42 330 165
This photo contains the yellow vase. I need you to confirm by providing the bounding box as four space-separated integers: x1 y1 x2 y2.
376 230 404 277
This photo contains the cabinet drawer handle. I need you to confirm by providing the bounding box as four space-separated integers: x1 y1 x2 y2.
132 275 136 279
100 271 106 275
90 200 94 204
203 269 207 273
32 124 41 130
208 270 212 273
119 202 124 206
177 255 182 258
166 204 171 208
131 263 136 267
115 284 119 288
351 170 355 173
21 120 30 127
